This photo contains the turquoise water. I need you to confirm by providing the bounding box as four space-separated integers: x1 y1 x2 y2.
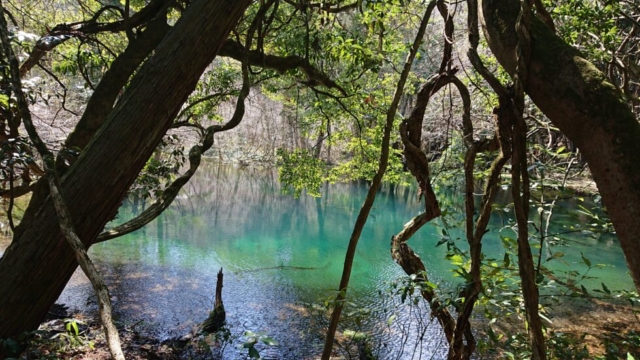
54 162 633 359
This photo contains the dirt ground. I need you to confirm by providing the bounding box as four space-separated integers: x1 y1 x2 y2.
548 297 640 357
10 296 639 359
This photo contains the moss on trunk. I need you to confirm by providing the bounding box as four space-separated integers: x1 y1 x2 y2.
481 0 640 291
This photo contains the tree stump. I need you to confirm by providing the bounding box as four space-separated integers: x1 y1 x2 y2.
200 268 226 333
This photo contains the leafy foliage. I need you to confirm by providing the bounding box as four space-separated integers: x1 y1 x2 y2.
277 148 325 197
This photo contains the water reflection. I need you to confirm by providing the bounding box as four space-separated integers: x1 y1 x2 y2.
49 161 632 359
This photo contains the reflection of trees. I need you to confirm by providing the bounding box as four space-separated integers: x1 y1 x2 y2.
116 166 623 272
136 162 314 246
120 162 429 262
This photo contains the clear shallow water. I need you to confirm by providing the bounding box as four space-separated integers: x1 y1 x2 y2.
50 162 632 359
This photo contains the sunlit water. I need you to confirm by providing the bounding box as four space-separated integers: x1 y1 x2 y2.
17 162 634 359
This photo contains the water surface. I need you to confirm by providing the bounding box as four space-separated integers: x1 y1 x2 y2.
50 162 633 359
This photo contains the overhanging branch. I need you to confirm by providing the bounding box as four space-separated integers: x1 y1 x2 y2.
97 39 254 243
19 0 171 77
219 39 347 96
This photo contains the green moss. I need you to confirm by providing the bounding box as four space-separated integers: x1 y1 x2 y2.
492 0 640 195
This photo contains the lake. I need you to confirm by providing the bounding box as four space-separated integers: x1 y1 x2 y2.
47 162 634 359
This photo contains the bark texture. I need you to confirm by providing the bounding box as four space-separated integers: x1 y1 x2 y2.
0 4 125 356
16 13 170 238
481 0 640 291
0 0 251 339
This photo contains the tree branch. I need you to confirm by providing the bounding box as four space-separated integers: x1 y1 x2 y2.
18 0 171 77
0 179 35 199
97 42 253 243
321 2 438 358
281 0 358 14
218 39 347 96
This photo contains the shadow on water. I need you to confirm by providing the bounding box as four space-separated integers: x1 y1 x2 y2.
8 161 632 359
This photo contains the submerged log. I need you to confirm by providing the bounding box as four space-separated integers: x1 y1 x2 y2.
200 268 226 333
243 262 330 272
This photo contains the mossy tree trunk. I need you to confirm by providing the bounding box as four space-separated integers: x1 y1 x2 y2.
481 0 640 292
0 0 251 340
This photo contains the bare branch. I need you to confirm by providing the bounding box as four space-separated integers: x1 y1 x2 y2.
219 39 347 96
19 0 171 76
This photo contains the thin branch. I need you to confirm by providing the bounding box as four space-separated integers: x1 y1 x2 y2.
281 0 358 14
36 63 78 116
218 39 347 96
0 5 125 359
97 34 254 243
176 91 236 120
0 182 34 199
321 2 438 358
18 0 171 76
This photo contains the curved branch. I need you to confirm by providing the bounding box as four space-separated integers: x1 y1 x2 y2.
390 212 456 341
0 182 34 199
401 70 455 204
321 2 438 358
19 0 171 76
176 91 236 120
281 0 358 14
97 60 252 242
218 39 347 96
466 0 508 98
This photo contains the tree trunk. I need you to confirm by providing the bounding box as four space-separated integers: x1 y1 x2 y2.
480 0 640 292
0 0 251 340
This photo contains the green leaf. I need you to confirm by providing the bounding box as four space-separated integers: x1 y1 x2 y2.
0 94 9 108
248 346 260 358
447 254 464 266
581 285 589 294
602 282 611 295
581 252 592 267
243 337 257 348
261 336 279 346
66 320 79 336
487 326 499 342
387 314 397 326
503 253 510 268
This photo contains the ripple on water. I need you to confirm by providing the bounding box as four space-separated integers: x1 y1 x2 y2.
48 163 631 359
